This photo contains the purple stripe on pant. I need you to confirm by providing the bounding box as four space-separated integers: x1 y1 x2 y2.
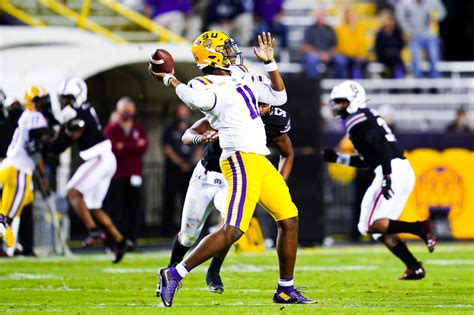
226 156 238 225
235 152 247 227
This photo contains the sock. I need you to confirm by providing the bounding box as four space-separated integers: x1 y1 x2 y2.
168 235 191 267
208 256 225 274
390 242 420 269
386 220 425 236
277 277 294 292
175 261 190 279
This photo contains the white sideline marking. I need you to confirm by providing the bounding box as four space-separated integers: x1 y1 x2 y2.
427 259 474 265
102 265 377 274
0 273 61 280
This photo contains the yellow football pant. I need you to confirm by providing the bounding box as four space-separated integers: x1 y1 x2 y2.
0 166 34 219
220 152 298 233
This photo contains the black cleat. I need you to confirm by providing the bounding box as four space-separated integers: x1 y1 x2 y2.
206 271 224 294
113 239 130 264
420 221 437 253
399 262 426 280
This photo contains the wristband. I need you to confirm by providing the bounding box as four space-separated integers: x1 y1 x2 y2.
192 135 202 145
264 60 278 72
336 154 351 166
163 74 176 86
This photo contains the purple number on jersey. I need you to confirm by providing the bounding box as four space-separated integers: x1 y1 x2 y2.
236 85 259 119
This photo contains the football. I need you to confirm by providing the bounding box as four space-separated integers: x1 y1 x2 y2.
149 48 174 76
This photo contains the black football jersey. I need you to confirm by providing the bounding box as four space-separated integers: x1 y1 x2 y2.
200 107 291 173
201 140 221 173
261 107 291 144
48 103 106 154
345 108 404 174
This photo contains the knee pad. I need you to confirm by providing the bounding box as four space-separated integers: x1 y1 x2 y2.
178 231 198 247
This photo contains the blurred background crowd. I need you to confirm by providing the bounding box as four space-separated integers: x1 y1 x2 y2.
0 0 473 255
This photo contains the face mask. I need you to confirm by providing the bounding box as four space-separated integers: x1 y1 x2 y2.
120 112 134 121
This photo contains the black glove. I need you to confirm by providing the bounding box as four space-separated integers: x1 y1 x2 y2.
381 174 394 200
322 148 338 163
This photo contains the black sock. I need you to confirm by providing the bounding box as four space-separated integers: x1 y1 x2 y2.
208 256 225 274
390 242 420 269
168 235 191 267
386 220 425 236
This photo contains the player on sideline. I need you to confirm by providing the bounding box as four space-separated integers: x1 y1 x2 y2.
322 80 437 280
46 78 129 263
168 99 294 294
149 31 315 306
0 86 49 251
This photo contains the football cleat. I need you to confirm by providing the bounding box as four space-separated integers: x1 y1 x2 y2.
82 230 106 248
420 221 437 253
273 288 317 304
157 267 182 307
112 239 130 264
399 263 426 280
206 271 224 294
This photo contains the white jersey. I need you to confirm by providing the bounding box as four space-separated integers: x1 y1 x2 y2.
2 110 48 174
176 70 287 159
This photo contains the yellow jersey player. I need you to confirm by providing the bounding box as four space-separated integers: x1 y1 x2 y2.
149 31 316 306
0 86 49 251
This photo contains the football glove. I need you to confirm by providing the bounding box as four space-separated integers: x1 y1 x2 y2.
322 148 338 163
381 174 394 200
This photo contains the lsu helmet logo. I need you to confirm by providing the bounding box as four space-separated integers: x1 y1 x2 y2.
191 30 243 70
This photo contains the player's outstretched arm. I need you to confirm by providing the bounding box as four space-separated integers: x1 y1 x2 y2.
181 117 218 146
148 66 217 111
253 32 285 92
272 134 294 181
321 148 369 168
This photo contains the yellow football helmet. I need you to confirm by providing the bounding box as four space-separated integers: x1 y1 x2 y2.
192 30 243 70
24 85 48 111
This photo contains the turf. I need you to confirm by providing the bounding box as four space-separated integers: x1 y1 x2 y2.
0 242 473 314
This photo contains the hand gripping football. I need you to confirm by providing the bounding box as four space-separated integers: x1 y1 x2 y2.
149 49 175 77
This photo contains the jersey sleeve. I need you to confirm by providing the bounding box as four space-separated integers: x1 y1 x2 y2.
175 78 217 111
251 74 287 106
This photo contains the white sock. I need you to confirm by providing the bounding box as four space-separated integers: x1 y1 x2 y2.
278 277 294 287
175 262 189 278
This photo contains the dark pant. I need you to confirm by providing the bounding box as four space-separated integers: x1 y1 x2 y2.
161 164 192 236
106 178 141 243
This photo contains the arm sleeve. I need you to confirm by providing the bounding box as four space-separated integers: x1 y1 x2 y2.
253 75 287 106
349 155 369 168
175 83 217 111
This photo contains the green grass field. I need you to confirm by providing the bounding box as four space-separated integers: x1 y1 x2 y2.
0 242 473 314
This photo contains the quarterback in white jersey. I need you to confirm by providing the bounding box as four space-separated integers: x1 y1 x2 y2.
150 31 315 307
181 67 286 159
0 87 49 249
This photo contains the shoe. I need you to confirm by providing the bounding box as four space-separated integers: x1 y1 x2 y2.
273 288 317 304
399 263 425 280
420 221 437 253
112 239 130 264
157 267 182 307
206 271 224 294
82 230 106 248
